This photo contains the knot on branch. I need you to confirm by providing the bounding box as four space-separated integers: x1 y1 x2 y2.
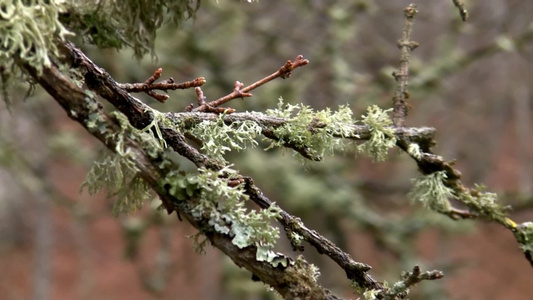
279 55 309 79
397 40 419 50
232 81 253 98
404 3 418 19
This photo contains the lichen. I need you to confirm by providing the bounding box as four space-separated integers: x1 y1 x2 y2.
265 97 356 160
409 171 453 213
165 166 282 253
61 0 200 58
358 105 397 162
188 113 262 162
514 222 533 252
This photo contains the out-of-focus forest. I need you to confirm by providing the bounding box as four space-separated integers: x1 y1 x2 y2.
1 1 532 299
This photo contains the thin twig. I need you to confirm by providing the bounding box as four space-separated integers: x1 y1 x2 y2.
452 0 468 21
392 4 419 127
119 68 206 103
193 55 309 112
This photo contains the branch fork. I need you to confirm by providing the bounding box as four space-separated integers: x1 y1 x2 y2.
119 68 206 103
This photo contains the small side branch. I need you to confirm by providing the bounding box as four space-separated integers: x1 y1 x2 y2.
452 0 468 21
119 68 206 103
193 55 309 112
392 4 419 127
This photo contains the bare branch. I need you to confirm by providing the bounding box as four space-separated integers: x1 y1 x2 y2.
118 68 205 103
193 55 309 112
452 0 469 21
392 4 419 127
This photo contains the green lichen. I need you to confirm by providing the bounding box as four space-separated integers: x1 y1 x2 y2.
81 148 153 216
165 166 281 253
81 111 170 216
456 184 509 223
61 0 199 58
514 222 533 252
358 105 397 162
409 171 453 213
0 0 72 74
188 113 262 162
407 143 422 160
265 97 356 160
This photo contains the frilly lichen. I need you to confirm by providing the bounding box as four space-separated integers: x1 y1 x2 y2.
358 105 397 162
165 166 282 255
265 97 356 160
409 171 453 213
188 113 262 162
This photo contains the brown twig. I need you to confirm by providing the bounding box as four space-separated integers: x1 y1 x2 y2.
392 4 419 127
119 68 206 103
452 0 468 21
193 55 309 112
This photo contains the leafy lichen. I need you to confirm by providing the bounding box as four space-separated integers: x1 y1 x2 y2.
165 166 282 255
188 113 262 162
358 105 397 162
265 97 356 160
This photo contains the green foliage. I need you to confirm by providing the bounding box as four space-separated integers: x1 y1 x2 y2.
62 0 199 58
188 114 262 162
266 97 356 160
358 105 397 162
165 166 282 253
409 171 453 213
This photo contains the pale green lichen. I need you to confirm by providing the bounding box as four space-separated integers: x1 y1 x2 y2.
62 0 199 58
0 0 72 109
409 171 453 213
0 0 72 74
81 148 153 216
81 111 169 216
514 222 533 252
358 105 397 162
266 97 356 160
407 143 422 160
165 166 282 256
188 114 262 162
456 184 509 223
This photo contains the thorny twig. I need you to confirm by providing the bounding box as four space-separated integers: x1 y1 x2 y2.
192 55 309 112
119 68 205 103
392 4 419 127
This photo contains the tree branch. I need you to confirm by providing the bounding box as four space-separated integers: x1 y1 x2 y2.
19 57 347 300
392 4 419 127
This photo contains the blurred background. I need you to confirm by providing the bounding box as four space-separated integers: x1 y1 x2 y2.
1 0 532 299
